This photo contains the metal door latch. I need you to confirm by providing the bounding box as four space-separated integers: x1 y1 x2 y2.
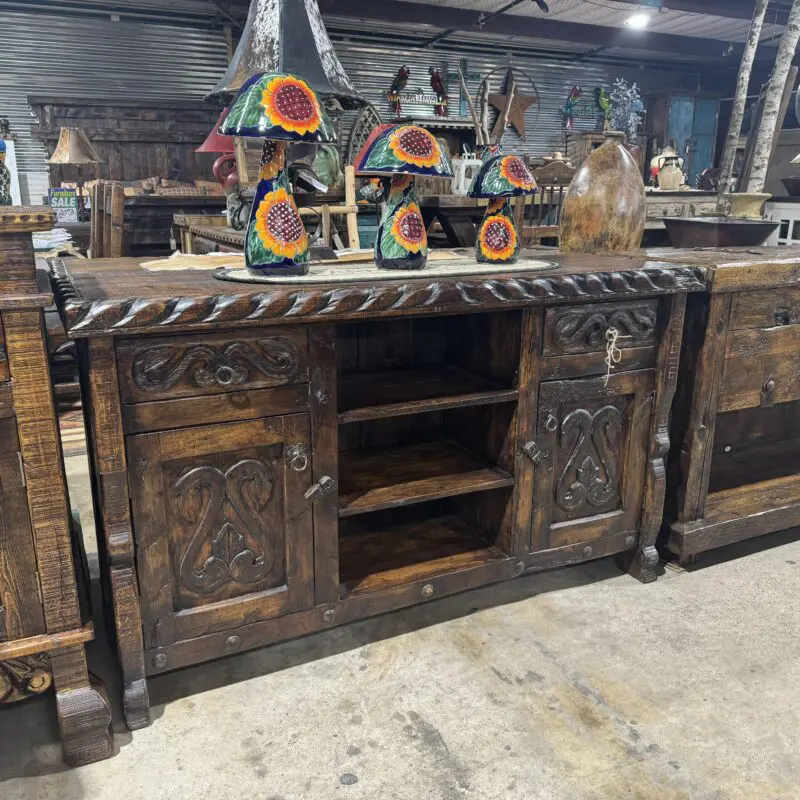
523 441 550 465
305 475 336 502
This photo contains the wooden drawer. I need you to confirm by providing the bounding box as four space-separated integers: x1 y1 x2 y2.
729 287 800 330
116 328 309 403
542 299 659 356
720 325 800 411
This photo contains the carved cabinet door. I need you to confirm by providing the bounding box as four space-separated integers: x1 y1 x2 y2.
526 370 654 558
127 414 314 651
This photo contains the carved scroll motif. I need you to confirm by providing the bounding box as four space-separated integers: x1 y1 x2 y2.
175 459 278 595
132 337 300 392
554 307 657 350
0 654 52 703
556 406 623 513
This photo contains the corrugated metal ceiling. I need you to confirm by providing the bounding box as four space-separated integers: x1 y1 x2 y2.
390 0 787 43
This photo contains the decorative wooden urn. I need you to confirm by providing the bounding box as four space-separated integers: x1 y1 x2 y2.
560 131 646 253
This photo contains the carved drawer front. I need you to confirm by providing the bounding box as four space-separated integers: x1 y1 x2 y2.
127 414 314 658
526 369 654 555
116 328 309 403
542 300 659 356
720 324 800 412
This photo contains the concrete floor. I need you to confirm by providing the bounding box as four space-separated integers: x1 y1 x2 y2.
2 454 800 799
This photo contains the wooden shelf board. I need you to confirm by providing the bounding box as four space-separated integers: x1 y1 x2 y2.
0 622 93 660
339 513 507 597
338 366 517 424
705 471 800 524
338 440 514 517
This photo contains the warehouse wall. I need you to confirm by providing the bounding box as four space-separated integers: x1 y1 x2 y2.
332 41 702 160
4 8 704 204
3 11 228 204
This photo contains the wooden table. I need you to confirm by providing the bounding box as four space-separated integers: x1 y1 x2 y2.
655 246 800 559
50 250 705 731
0 209 112 765
419 191 721 247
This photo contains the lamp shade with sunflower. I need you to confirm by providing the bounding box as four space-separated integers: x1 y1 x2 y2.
219 72 337 276
468 152 537 265
354 124 453 270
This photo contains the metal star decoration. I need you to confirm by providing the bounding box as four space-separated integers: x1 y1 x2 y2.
489 68 537 140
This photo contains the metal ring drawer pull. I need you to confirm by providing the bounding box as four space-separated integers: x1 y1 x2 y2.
544 413 559 432
214 365 236 386
285 444 310 472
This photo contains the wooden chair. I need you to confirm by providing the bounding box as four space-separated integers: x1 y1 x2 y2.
517 160 577 247
89 179 124 258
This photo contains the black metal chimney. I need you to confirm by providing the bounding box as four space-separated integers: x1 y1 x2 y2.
206 0 364 109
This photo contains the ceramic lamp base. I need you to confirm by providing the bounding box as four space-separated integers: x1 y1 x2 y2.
245 140 310 277
475 199 520 264
375 176 428 270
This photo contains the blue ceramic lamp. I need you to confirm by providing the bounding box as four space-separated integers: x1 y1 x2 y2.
354 124 453 270
220 72 337 276
468 152 537 264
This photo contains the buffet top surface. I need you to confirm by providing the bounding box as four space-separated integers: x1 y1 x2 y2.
49 250 712 338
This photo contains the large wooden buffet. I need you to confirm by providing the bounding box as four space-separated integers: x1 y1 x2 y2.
50 250 704 729
663 248 800 559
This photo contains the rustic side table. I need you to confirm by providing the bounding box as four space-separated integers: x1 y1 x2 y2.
665 248 800 558
0 208 112 765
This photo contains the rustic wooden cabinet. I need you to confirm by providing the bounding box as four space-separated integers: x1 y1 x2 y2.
0 208 112 765
664 249 800 559
50 251 704 730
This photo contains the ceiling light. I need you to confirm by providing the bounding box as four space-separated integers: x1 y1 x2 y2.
625 12 650 30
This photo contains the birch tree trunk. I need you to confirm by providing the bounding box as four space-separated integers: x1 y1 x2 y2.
718 0 769 195
746 0 800 194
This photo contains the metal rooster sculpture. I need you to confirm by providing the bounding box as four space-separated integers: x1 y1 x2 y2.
387 65 410 116
429 67 447 116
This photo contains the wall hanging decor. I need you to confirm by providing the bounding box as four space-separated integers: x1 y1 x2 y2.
467 149 537 264
219 72 337 276
354 123 454 269
0 140 11 206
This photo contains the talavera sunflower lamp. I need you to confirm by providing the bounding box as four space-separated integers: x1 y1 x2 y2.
468 153 537 264
219 73 337 276
354 124 453 270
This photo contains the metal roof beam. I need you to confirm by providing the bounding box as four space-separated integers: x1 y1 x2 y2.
318 0 777 61
613 0 792 26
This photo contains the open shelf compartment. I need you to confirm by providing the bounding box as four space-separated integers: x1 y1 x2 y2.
339 439 514 517
338 499 511 597
336 312 521 423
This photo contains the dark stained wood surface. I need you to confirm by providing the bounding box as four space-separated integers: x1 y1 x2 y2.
338 440 514 517
50 253 706 338
339 512 507 596
338 365 518 423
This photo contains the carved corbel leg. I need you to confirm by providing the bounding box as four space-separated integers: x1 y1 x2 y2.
628 293 688 583
51 645 113 767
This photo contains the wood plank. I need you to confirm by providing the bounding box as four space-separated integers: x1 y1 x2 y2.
679 294 731 521
122 384 309 434
669 503 800 557
339 513 506 596
539 346 656 381
309 325 340 605
0 623 93 660
4 310 80 633
338 365 517 423
512 309 542 557
339 440 514 517
0 417 46 639
704 472 800 523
